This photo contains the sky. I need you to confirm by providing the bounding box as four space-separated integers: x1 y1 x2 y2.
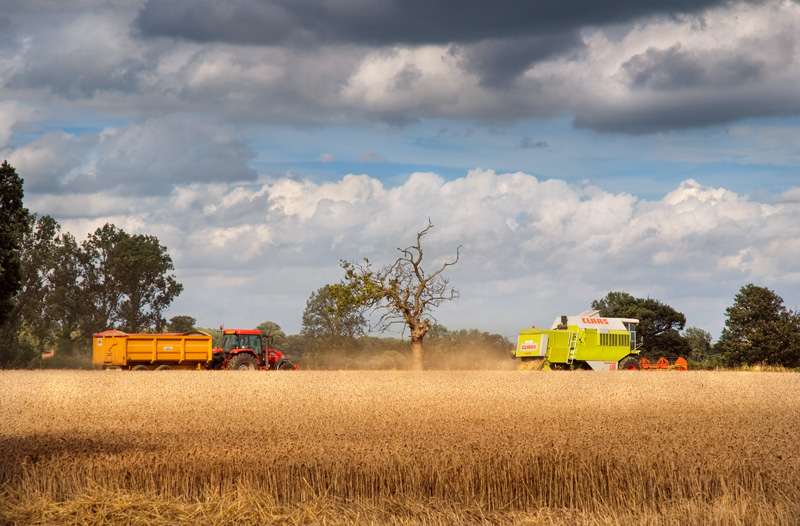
2 0 800 342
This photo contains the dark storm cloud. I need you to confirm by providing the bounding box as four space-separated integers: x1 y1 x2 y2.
0 16 19 52
11 57 145 98
622 43 765 90
573 90 800 134
1 6 150 98
574 30 800 134
3 0 797 139
133 0 769 98
135 0 751 47
18 117 258 196
453 32 585 88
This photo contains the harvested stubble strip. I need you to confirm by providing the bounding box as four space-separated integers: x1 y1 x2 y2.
1 486 798 526
5 428 797 514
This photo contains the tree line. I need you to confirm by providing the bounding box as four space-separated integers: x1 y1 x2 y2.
2 160 798 369
589 287 800 368
0 161 181 366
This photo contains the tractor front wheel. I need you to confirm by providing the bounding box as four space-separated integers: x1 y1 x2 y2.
230 353 258 371
277 360 296 370
618 356 640 370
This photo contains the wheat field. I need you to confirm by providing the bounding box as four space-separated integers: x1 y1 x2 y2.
1 370 798 525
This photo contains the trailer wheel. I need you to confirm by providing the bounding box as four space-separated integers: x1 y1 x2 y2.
230 353 258 371
132 365 149 371
155 365 172 371
618 356 640 371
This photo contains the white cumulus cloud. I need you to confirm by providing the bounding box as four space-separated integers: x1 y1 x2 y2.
32 169 800 339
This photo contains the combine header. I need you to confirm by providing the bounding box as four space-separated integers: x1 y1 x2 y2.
513 310 687 371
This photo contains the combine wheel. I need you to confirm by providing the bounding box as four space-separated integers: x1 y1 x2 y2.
230 353 258 371
155 365 172 371
618 356 640 370
132 365 149 371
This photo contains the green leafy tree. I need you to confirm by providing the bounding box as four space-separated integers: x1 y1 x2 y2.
716 284 800 367
112 233 183 333
336 220 460 370
168 315 196 333
77 223 183 334
592 291 690 357
0 203 184 365
76 224 126 334
257 320 288 352
0 160 30 327
302 285 365 341
6 215 81 362
45 226 83 354
683 327 713 362
285 333 307 359
300 285 365 362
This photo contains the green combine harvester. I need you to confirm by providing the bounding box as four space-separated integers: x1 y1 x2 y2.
514 310 687 370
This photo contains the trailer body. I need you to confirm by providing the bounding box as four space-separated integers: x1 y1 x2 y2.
93 330 213 370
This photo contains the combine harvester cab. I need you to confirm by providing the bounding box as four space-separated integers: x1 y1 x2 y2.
514 310 687 371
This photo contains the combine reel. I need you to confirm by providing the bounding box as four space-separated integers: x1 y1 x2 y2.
637 356 688 370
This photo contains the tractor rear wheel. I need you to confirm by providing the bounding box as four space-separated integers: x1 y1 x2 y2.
619 356 640 370
230 353 258 371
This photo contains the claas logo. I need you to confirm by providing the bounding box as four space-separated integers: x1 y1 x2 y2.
581 318 609 325
520 342 538 352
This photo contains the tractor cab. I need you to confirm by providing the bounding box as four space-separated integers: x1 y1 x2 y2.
222 330 263 354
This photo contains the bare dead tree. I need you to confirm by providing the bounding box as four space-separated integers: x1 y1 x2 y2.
337 220 460 370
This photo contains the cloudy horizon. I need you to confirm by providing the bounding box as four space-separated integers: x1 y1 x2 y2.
2 0 799 340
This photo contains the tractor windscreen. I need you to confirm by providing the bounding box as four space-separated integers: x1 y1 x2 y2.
221 334 240 353
222 333 262 353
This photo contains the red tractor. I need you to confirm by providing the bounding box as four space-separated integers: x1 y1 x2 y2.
209 328 297 371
